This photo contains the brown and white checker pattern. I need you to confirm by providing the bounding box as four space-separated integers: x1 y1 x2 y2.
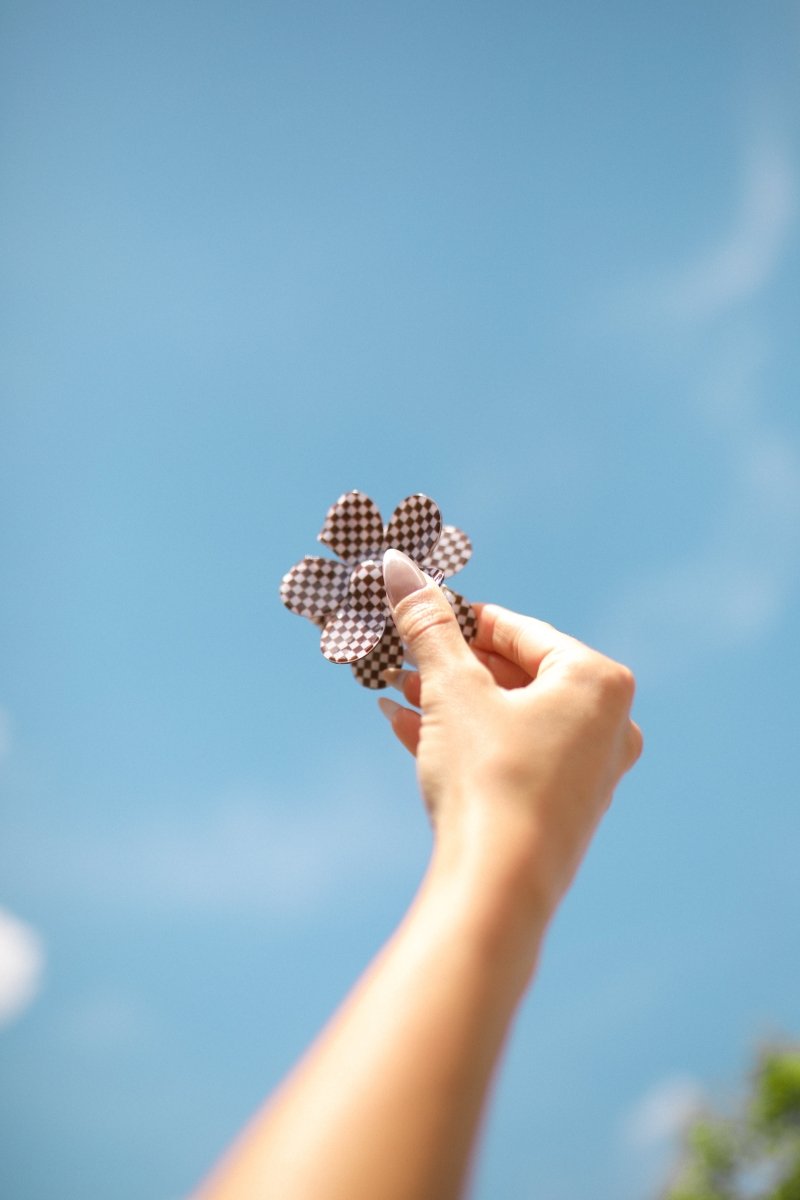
280 555 351 621
320 606 386 664
281 489 477 687
384 494 442 563
350 619 404 688
443 587 478 644
425 524 472 577
347 560 387 611
317 490 384 565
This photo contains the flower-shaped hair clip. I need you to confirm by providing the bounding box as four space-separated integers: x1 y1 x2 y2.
280 491 477 688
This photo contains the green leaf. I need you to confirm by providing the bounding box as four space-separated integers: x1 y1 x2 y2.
755 1051 800 1132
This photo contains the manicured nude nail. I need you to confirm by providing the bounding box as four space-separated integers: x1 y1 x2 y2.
382 668 411 693
378 697 403 722
383 549 428 608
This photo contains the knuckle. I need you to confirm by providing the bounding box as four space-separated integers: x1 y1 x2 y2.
627 721 644 766
592 658 636 706
603 671 636 720
565 651 636 709
561 646 602 687
611 663 637 704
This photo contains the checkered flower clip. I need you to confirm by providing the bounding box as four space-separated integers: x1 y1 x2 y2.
280 490 477 689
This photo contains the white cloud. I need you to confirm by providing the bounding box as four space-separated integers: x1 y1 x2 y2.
0 907 45 1026
597 134 794 336
117 789 407 915
59 988 155 1052
620 1074 706 1200
599 133 795 338
601 340 800 678
597 133 800 677
742 430 800 521
0 750 428 920
655 139 795 322
624 1074 704 1150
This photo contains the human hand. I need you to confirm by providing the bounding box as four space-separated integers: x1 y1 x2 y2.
379 550 642 936
201 551 636 1200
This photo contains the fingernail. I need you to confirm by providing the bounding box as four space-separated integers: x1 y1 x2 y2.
382 668 411 693
383 549 428 608
378 697 402 722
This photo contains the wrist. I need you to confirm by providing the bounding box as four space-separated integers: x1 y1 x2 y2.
422 812 552 995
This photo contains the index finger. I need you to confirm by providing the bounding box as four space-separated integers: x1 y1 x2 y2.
471 603 571 678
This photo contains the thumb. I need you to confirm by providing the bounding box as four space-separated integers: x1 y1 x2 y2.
383 549 473 684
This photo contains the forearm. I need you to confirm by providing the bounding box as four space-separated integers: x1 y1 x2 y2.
201 849 547 1200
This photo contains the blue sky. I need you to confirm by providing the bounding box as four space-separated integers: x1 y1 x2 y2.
1 2 799 1197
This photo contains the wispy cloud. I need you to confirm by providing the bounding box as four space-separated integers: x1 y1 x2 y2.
604 420 800 679
623 1075 704 1150
58 987 156 1053
605 135 796 328
598 134 800 677
0 755 427 921
654 139 795 321
0 907 45 1026
108 787 421 916
620 1074 705 1198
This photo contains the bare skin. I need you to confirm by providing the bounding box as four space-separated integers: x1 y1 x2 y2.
200 550 642 1200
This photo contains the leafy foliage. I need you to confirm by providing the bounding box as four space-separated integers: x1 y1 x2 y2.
661 1045 800 1200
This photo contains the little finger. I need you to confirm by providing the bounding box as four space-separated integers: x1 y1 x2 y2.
377 697 421 757
383 668 421 708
